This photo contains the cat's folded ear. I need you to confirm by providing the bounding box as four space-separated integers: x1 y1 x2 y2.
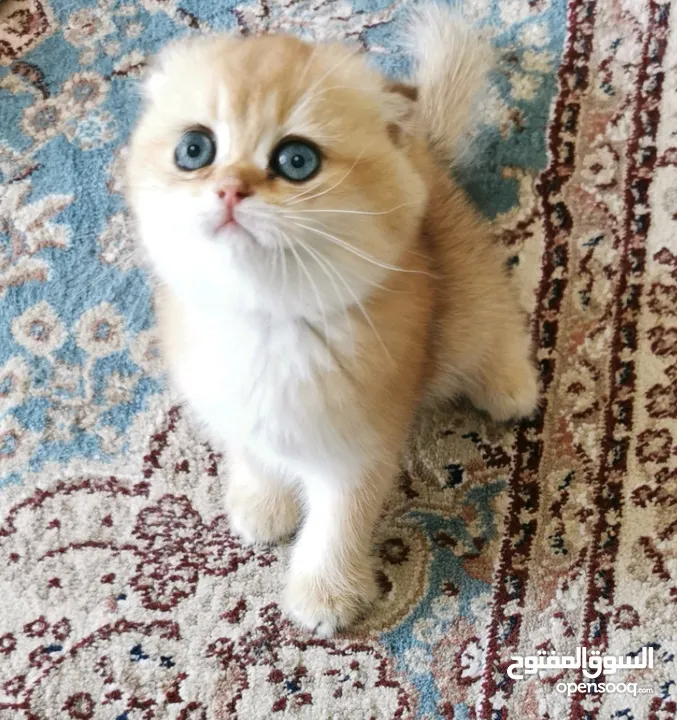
141 38 193 103
141 35 241 103
382 81 419 147
141 38 188 102
142 52 169 103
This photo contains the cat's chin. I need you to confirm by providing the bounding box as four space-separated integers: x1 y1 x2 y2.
212 219 282 252
213 221 255 242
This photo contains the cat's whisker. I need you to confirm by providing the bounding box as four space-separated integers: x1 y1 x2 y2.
282 176 328 206
290 49 359 124
281 211 436 265
222 208 430 289
42 224 136 250
60 251 140 281
277 202 417 217
238 209 279 223
269 229 279 285
302 84 376 98
100 251 141 272
126 282 153 331
64 271 152 333
268 226 291 295
294 43 318 98
403 247 435 261
292 234 352 349
286 220 434 277
274 216 405 295
282 233 331 344
288 123 344 145
295 236 390 361
339 264 409 295
283 146 371 207
65 269 127 307
279 230 289 296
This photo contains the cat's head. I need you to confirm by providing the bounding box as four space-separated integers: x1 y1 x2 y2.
127 34 427 318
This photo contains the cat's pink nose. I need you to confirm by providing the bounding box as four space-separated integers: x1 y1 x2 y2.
217 182 251 223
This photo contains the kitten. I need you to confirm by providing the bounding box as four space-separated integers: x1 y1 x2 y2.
126 5 539 636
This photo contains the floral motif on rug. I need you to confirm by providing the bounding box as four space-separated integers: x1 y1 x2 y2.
1 0 676 718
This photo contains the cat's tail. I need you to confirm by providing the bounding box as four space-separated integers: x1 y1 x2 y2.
404 4 494 166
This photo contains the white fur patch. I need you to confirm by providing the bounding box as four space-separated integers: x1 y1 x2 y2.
214 121 233 164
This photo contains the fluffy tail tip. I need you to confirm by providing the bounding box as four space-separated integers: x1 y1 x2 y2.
403 3 495 165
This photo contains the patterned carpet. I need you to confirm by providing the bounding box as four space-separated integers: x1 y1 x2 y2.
1 0 676 717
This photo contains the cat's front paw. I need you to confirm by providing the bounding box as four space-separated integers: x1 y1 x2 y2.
226 479 298 546
283 566 378 637
473 359 540 422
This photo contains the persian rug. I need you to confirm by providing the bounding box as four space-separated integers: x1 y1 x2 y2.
1 0 676 718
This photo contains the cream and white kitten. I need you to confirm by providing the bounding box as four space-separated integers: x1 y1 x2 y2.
126 6 539 636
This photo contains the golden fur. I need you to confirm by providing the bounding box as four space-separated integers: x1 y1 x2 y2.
126 7 538 634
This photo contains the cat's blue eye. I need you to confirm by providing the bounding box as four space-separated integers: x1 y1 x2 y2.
270 139 321 182
175 130 216 171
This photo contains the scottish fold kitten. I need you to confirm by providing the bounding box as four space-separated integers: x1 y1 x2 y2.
126 5 539 635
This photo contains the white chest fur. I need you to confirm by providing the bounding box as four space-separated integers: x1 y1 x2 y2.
167 302 365 479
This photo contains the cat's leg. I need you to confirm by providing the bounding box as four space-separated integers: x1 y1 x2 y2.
284 463 391 636
466 321 540 422
226 449 299 545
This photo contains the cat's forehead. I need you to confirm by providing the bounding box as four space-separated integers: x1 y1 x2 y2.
146 35 383 155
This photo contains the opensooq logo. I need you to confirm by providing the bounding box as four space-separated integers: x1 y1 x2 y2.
507 646 654 681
